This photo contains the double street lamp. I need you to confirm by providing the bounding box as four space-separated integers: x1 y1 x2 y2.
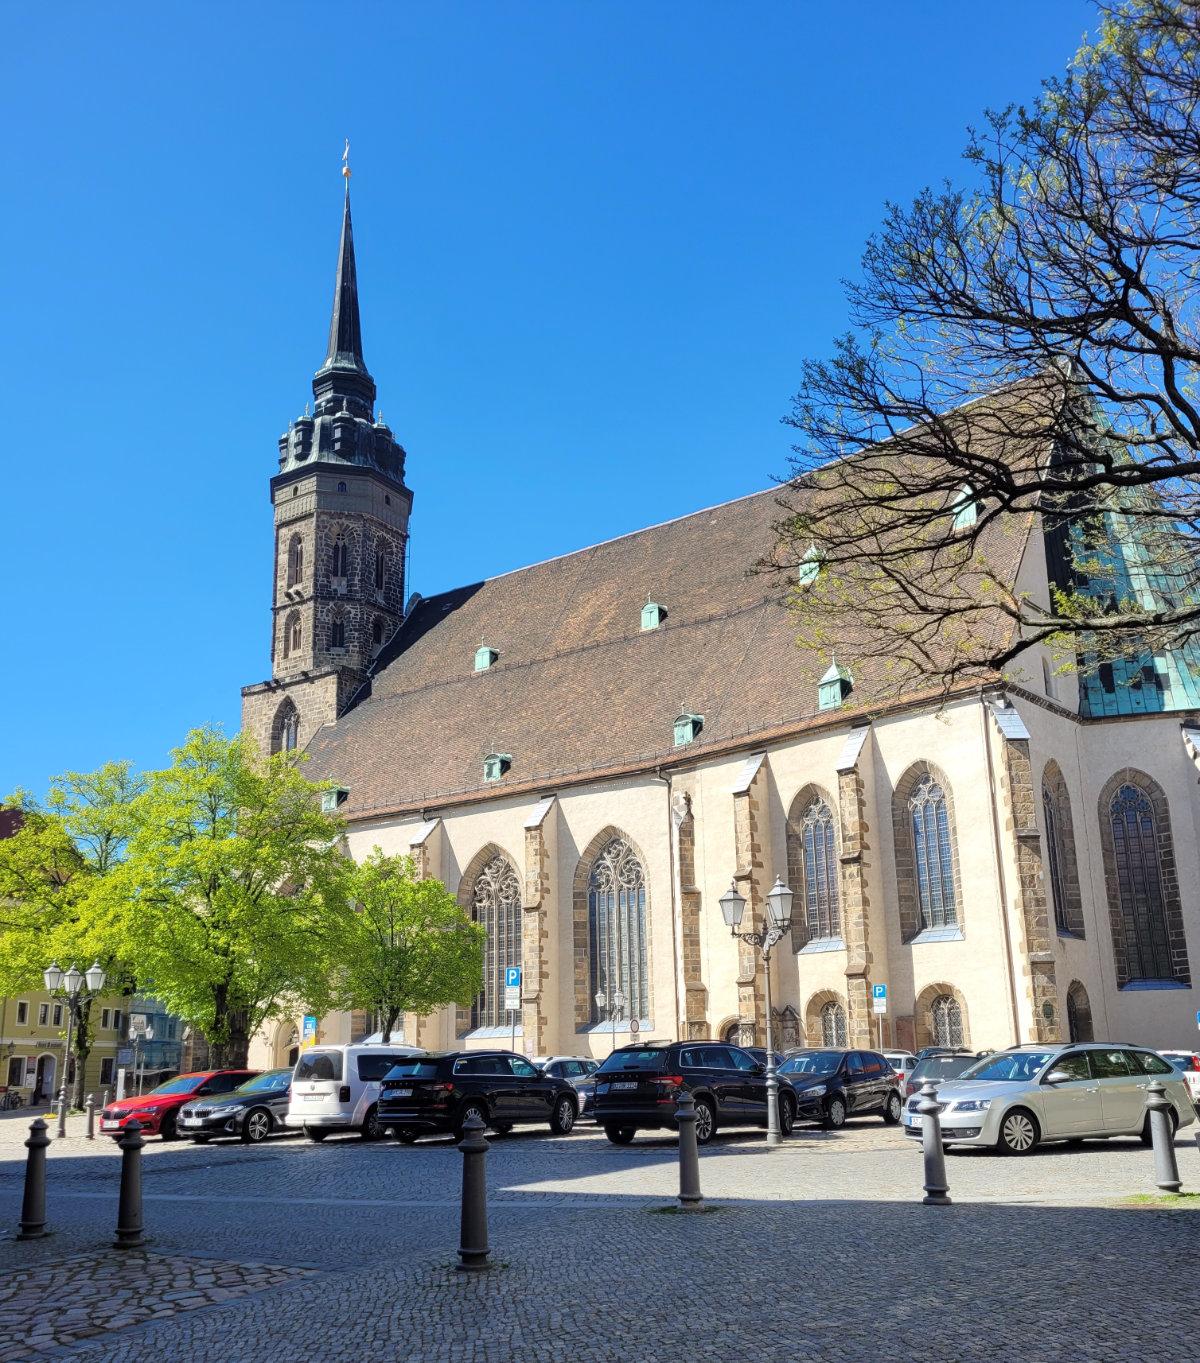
719 876 795 1148
43 961 106 1118
594 986 626 1054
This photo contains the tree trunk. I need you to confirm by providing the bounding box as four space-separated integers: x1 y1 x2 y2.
71 999 93 1110
380 1007 401 1044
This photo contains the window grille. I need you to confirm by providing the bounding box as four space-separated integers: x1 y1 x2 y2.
930 994 964 1047
1109 783 1173 979
800 797 840 939
470 855 522 1029
588 838 649 1023
909 774 957 930
820 1000 847 1047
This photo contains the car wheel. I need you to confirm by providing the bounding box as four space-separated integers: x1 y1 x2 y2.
605 1125 636 1145
693 1097 716 1145
549 1095 577 1136
997 1107 1040 1155
882 1092 903 1125
360 1105 385 1141
304 1126 328 1142
159 1113 178 1141
824 1096 847 1130
393 1129 419 1144
1140 1107 1178 1146
778 1093 796 1137
456 1102 488 1139
242 1108 273 1144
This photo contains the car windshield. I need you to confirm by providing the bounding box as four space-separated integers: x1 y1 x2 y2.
148 1075 205 1096
383 1061 442 1080
959 1051 1055 1082
911 1055 977 1083
597 1049 666 1074
293 1051 343 1082
234 1072 290 1094
779 1052 841 1077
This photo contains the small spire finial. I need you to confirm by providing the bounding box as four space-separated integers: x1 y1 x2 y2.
342 138 351 183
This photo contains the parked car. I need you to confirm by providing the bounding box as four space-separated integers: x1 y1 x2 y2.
378 1051 580 1140
884 1051 918 1088
778 1049 903 1128
1158 1051 1200 1110
533 1056 600 1114
904 1042 1196 1154
100 1070 258 1140
592 1040 796 1146
915 1045 975 1063
286 1043 423 1141
905 1051 984 1100
742 1048 786 1070
179 1068 293 1144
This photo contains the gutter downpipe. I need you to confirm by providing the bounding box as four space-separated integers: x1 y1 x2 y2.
980 695 1024 1045
654 766 684 1041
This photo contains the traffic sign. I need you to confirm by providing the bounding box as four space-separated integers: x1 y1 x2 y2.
504 965 522 1013
872 983 888 1015
629 1017 640 1036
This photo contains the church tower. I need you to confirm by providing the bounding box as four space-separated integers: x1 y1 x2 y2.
242 167 412 756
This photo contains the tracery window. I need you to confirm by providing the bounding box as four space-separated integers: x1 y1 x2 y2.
1066 981 1093 1043
329 615 345 649
272 700 300 755
374 546 386 591
930 994 964 1047
588 837 649 1023
909 774 957 930
470 855 522 1029
1043 782 1070 934
820 1000 847 1047
1109 783 1173 980
283 612 302 658
331 533 348 578
799 796 840 940
286 535 304 588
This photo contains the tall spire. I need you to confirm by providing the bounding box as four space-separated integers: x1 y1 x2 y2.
313 141 375 416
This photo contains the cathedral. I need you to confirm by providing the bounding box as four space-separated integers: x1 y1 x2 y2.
243 183 1200 1070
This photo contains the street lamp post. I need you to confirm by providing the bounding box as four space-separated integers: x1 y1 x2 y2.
720 877 795 1149
594 986 626 1054
43 961 107 1116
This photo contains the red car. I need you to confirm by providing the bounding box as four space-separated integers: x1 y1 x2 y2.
100 1070 258 1140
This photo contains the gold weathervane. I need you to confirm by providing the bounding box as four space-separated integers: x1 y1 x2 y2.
342 139 351 182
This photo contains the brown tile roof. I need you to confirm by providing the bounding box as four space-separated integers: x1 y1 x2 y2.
304 384 1047 819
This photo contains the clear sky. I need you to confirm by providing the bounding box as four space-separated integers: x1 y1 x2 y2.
0 2 1095 794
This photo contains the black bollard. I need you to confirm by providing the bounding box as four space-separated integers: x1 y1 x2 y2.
456 1113 491 1271
17 1118 51 1240
1145 1081 1182 1194
113 1119 147 1249
675 1090 703 1209
917 1079 951 1206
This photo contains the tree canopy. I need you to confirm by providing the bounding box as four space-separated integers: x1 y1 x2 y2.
776 0 1200 691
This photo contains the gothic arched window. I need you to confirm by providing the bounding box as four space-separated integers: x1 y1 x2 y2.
908 772 958 931
820 1000 847 1047
374 546 386 591
286 535 304 588
799 796 840 940
331 533 348 578
1066 981 1093 1042
283 612 302 658
372 616 384 647
1108 781 1174 981
329 615 345 650
930 994 964 1047
588 837 649 1023
470 854 522 1030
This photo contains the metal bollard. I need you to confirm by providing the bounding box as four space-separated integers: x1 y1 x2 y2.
17 1118 51 1240
674 1090 704 1209
113 1119 147 1249
85 1094 95 1140
101 1087 111 1111
1145 1081 1182 1194
456 1113 491 1271
917 1079 951 1206
55 1087 68 1139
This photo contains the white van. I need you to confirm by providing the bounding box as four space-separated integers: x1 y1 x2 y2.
286 1043 422 1141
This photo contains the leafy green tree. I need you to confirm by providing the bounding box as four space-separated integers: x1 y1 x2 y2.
106 728 347 1067
0 763 142 1104
331 851 485 1043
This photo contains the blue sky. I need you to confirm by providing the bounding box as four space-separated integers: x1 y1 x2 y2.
0 2 1094 793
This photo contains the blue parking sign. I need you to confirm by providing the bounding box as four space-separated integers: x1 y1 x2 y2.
506 966 522 989
872 984 887 1001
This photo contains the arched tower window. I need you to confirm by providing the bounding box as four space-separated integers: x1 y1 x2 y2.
588 837 649 1023
372 616 384 647
1106 779 1176 981
787 790 840 942
286 534 304 588
329 614 346 650
820 1000 847 1047
906 771 959 933
930 994 964 1047
331 533 348 578
469 854 522 1030
374 545 387 591
283 612 302 659
270 699 300 755
1066 981 1093 1042
1042 763 1083 936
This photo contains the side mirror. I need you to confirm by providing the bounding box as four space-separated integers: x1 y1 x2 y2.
1044 1069 1071 1086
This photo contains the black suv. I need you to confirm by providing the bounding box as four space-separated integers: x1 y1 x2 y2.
592 1041 796 1145
778 1049 903 1128
377 1051 579 1142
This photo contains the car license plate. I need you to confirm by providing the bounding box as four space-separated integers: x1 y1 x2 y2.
612 1081 637 1091
101 1120 119 1130
303 1094 324 1102
391 1088 412 1098
180 1117 197 1126
906 1112 922 1127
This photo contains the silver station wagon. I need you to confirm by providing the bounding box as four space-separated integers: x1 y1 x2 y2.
905 1042 1195 1154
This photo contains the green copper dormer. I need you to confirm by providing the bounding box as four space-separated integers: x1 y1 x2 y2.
475 646 499 672
641 600 665 631
818 660 853 710
483 752 512 782
673 713 704 746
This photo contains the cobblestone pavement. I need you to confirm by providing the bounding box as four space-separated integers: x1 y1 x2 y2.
1 1115 1198 1361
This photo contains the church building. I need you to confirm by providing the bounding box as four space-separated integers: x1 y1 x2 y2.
243 184 1200 1070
